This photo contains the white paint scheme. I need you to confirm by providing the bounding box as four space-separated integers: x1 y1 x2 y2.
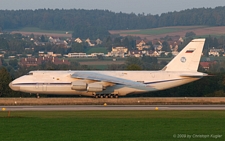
9 39 207 97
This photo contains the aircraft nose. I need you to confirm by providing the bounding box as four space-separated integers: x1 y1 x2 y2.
9 82 20 91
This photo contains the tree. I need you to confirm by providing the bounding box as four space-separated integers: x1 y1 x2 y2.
113 37 122 46
121 37 129 47
97 55 104 60
0 67 13 97
162 41 171 52
0 38 9 50
126 64 142 70
213 37 219 48
125 57 143 70
9 59 18 70
40 35 46 42
167 52 173 58
71 42 85 53
160 52 166 57
141 56 159 70
185 31 196 37
1 7 225 33
104 36 113 51
107 64 125 70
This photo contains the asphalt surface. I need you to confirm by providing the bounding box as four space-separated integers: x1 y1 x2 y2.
1 105 225 111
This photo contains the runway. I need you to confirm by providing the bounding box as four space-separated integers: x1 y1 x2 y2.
1 105 225 111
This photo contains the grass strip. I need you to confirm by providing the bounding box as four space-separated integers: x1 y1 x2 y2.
0 111 224 141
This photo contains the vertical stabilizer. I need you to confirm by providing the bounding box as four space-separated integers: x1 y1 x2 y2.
162 39 205 71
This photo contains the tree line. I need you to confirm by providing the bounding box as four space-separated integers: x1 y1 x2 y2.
1 7 225 39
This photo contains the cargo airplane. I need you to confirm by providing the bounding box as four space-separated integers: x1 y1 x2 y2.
9 39 207 98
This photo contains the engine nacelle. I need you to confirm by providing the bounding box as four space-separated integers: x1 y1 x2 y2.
87 83 103 92
71 81 87 91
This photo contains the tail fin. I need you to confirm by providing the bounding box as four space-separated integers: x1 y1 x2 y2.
162 38 205 71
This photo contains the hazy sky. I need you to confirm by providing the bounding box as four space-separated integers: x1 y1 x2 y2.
0 0 225 15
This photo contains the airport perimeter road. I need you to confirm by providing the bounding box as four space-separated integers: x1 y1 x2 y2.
1 105 225 111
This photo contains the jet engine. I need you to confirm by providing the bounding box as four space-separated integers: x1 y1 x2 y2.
87 83 103 92
71 81 87 91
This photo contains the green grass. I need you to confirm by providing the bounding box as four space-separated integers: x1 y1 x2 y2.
121 26 206 35
18 27 72 34
0 111 225 141
89 65 108 70
127 28 181 35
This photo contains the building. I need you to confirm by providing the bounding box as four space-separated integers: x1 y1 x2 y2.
200 61 217 71
109 47 128 57
209 48 224 56
38 51 62 57
68 53 87 58
90 53 105 57
96 39 102 45
129 50 143 57
85 38 95 46
136 40 150 50
19 56 70 67
75 38 82 43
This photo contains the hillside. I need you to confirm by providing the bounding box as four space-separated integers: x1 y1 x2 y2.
1 7 225 39
110 26 225 40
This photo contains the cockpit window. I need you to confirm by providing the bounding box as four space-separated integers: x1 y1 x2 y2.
28 72 33 75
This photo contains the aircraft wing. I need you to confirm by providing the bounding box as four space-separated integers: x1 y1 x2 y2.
71 72 146 86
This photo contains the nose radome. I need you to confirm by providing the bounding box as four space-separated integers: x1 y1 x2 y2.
9 82 20 91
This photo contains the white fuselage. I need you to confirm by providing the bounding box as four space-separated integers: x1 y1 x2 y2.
9 70 204 97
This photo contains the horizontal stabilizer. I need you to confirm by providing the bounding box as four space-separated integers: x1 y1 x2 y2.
180 72 208 77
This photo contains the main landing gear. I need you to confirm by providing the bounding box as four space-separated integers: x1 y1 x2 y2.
36 93 40 98
94 94 118 98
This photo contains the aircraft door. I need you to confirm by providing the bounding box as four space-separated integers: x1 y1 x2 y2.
35 83 45 92
35 83 47 91
42 83 47 91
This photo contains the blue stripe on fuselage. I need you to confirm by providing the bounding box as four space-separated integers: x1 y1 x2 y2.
12 78 184 86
